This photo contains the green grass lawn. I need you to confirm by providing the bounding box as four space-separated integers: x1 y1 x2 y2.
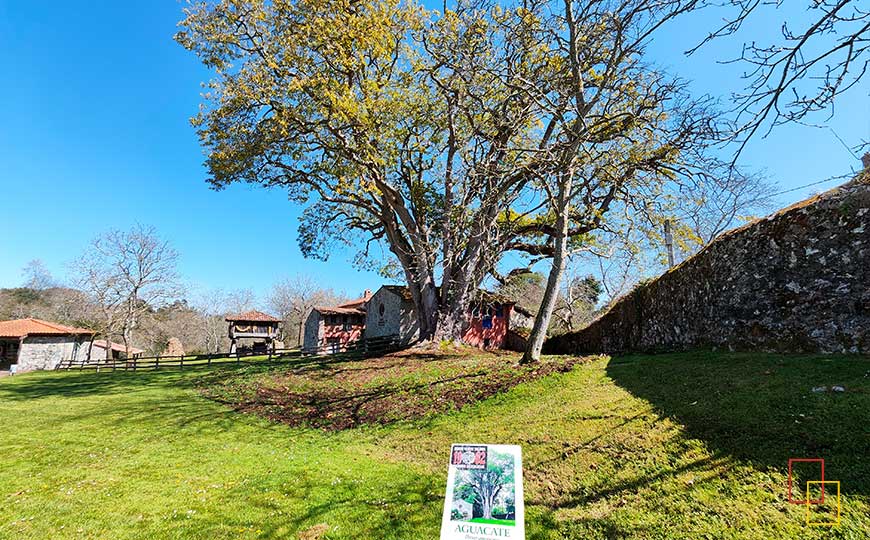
1 351 868 539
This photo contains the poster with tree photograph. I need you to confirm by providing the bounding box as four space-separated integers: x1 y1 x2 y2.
440 444 524 540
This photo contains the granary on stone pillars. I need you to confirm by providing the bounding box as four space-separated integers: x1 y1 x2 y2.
225 310 281 355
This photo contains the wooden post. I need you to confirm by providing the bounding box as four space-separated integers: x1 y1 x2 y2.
180 354 184 370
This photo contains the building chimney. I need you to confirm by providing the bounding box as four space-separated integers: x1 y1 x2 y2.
862 152 870 171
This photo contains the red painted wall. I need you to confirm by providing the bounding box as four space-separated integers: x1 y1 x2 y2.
321 318 364 350
462 304 513 349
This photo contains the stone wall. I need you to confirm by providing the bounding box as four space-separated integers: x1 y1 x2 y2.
545 175 870 355
302 309 323 352
17 336 91 371
364 287 419 342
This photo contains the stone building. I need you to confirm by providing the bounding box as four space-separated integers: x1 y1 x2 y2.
303 285 530 352
365 285 531 349
303 291 371 353
0 318 94 372
91 339 144 360
364 286 419 343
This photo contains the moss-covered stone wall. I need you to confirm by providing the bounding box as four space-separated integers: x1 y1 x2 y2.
544 175 870 355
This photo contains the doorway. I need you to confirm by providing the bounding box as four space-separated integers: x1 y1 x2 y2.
0 340 20 370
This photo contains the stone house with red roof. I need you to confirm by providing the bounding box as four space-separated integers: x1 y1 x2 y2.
302 290 372 353
304 286 532 352
0 318 95 372
365 285 532 349
91 340 145 360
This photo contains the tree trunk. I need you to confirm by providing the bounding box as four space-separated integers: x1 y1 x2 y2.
433 284 471 343
122 326 132 363
123 297 136 360
103 313 113 362
418 282 440 341
522 174 572 363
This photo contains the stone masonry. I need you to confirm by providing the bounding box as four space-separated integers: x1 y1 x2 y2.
545 172 870 355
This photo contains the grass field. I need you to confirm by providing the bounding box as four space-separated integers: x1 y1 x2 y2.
1 351 868 539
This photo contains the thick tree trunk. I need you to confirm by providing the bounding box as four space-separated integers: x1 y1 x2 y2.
522 175 572 363
418 281 440 340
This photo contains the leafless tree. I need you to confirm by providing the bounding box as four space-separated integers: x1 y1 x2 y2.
72 254 126 360
678 171 776 246
550 272 603 334
225 289 257 315
190 288 232 353
690 0 870 156
21 259 56 290
73 225 182 359
268 275 344 346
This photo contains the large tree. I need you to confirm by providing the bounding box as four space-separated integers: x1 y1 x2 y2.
177 0 717 344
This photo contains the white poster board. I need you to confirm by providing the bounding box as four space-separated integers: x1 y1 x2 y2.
440 444 524 540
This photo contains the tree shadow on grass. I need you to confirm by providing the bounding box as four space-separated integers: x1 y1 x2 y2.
604 351 870 498
0 369 198 401
0 354 362 402
148 463 443 540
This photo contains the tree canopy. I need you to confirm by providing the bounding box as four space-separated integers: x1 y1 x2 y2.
177 0 721 342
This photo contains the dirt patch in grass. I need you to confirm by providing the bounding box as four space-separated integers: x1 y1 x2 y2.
199 349 590 430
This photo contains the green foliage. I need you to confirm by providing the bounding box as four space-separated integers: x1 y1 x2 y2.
176 0 722 339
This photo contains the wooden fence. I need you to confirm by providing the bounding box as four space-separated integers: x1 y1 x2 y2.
54 334 409 373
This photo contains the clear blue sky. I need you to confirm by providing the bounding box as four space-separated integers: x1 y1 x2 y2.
1 1 868 304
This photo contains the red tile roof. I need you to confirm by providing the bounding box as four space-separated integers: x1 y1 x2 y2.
316 306 366 316
0 318 95 339
380 285 521 308
314 290 373 316
224 310 281 323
